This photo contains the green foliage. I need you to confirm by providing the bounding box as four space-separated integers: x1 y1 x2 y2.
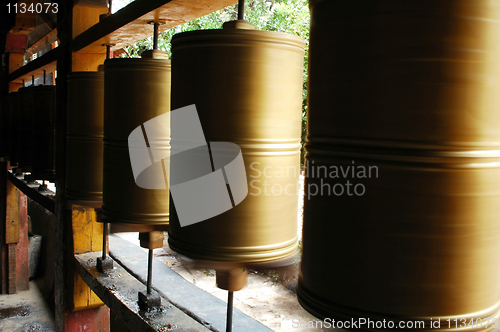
122 0 310 164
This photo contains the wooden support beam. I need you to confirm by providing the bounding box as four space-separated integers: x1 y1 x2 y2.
16 191 29 291
72 52 106 72
7 244 16 294
54 0 72 327
71 205 104 311
64 306 110 331
71 3 108 73
10 16 37 35
5 180 19 294
8 47 59 85
0 163 7 294
73 0 237 53
5 181 19 245
5 34 27 54
7 53 24 92
74 252 212 332
72 4 108 39
72 206 103 254
7 173 56 213
54 1 109 330
3 180 29 293
71 4 108 72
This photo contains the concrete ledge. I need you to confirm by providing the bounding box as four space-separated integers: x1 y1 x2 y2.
109 234 273 332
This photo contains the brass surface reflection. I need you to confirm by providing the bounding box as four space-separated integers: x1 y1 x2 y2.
298 0 500 330
168 22 306 265
66 72 104 203
102 54 171 225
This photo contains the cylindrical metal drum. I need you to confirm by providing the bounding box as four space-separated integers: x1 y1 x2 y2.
102 52 171 225
31 85 56 181
0 94 10 160
66 72 104 203
16 86 34 171
298 1 500 330
168 23 305 264
8 92 20 165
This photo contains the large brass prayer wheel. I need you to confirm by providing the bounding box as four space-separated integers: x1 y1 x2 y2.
168 23 305 264
31 85 56 181
16 87 34 171
102 52 171 225
8 92 19 165
66 72 104 203
0 94 10 160
298 1 500 330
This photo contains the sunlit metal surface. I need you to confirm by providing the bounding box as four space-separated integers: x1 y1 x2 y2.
66 72 105 203
168 22 305 265
102 52 171 225
298 1 500 330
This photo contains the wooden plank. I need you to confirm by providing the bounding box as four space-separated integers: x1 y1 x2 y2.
24 28 58 61
54 1 72 330
10 14 37 35
7 172 56 214
7 0 236 85
70 206 105 311
92 212 105 254
74 252 211 332
0 162 7 294
4 180 30 292
8 83 22 93
73 0 236 53
16 192 29 291
72 4 108 39
71 205 103 254
64 306 110 332
7 47 60 85
8 53 24 78
1 246 6 294
72 206 92 254
64 3 108 319
7 53 24 92
7 244 16 294
73 274 104 311
5 181 19 244
109 235 274 332
72 52 106 71
5 34 27 53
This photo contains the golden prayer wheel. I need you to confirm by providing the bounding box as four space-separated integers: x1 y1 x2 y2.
168 22 305 264
16 86 34 171
0 95 10 160
31 85 56 181
298 0 500 330
7 92 19 165
66 72 104 203
102 51 171 226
